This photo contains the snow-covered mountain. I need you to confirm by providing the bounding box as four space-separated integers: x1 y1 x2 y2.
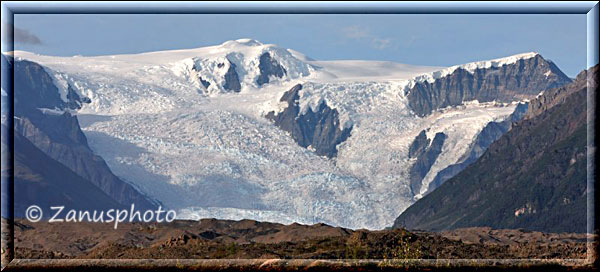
9 39 571 229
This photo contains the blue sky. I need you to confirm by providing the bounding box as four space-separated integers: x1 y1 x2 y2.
11 14 587 77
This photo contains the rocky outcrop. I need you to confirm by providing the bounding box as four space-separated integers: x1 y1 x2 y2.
407 54 572 117
223 61 241 92
256 52 286 86
408 130 429 159
198 77 211 89
266 84 352 158
394 65 596 233
12 58 90 113
426 102 529 193
408 132 446 195
66 85 91 109
524 67 589 119
8 56 158 211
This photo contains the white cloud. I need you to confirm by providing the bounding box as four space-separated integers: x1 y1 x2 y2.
340 25 392 50
372 38 391 50
342 25 369 39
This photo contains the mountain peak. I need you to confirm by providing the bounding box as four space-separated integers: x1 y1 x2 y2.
502 51 539 59
235 38 264 46
221 38 265 48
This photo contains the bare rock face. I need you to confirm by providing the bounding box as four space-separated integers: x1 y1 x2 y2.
223 60 241 92
256 52 286 86
266 84 352 158
198 77 211 89
8 55 157 212
407 54 572 117
408 132 446 195
408 130 430 159
12 58 90 112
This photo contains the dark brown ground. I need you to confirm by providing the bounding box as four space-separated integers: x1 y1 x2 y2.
7 218 590 260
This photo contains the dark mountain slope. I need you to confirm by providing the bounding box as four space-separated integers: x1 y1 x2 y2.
393 65 596 233
2 125 124 218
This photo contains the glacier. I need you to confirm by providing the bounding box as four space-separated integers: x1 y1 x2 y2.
10 39 528 229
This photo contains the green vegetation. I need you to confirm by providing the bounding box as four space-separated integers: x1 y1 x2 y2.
393 231 423 259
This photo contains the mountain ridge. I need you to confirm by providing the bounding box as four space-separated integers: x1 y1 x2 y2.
406 54 571 116
2 41 575 229
393 65 596 233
